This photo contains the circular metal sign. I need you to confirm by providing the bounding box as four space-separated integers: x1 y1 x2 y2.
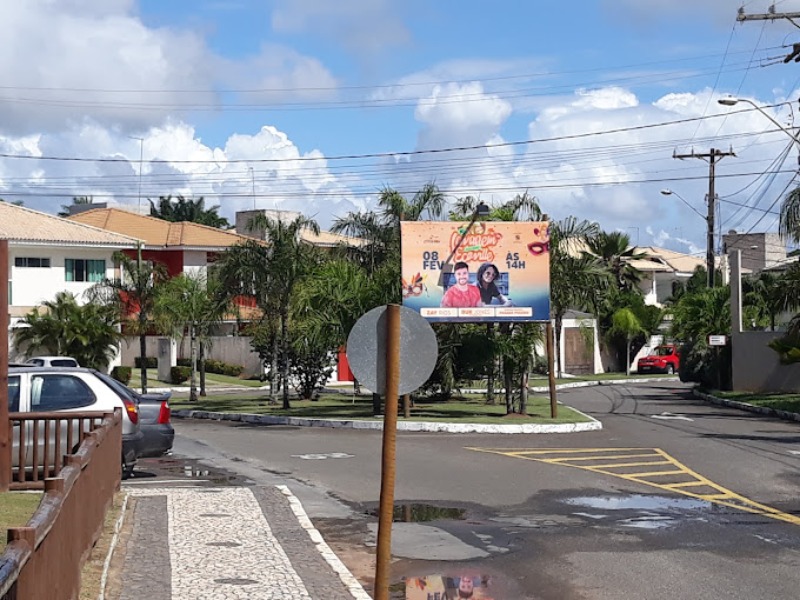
346 305 438 395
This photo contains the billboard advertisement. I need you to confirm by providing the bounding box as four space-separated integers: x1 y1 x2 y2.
400 220 550 322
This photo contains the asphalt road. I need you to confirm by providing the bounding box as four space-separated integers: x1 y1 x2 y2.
148 381 800 600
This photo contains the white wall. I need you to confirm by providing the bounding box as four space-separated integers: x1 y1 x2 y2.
10 245 120 307
182 250 208 277
120 335 263 378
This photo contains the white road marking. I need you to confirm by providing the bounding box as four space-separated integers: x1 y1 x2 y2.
291 453 355 460
651 412 694 422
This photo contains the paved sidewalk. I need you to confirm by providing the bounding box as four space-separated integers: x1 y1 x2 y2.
118 485 372 600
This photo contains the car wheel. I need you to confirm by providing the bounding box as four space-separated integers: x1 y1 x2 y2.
122 459 135 479
666 365 674 375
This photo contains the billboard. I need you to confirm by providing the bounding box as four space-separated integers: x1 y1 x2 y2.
400 221 550 322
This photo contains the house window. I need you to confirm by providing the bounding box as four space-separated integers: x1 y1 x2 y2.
14 257 51 268
65 259 105 282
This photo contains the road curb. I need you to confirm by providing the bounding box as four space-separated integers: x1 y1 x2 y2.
693 388 800 422
276 485 372 600
172 408 603 433
170 379 681 433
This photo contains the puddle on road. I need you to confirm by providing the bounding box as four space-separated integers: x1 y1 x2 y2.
129 456 245 486
564 494 711 530
366 503 467 523
564 494 710 511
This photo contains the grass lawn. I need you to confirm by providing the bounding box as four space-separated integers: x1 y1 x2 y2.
0 492 42 550
171 392 591 424
127 368 264 389
714 391 800 413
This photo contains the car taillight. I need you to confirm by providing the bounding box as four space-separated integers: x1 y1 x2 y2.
157 401 171 424
122 397 139 425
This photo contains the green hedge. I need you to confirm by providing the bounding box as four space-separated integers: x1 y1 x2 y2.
111 366 132 385
134 356 157 369
175 358 244 377
170 366 191 384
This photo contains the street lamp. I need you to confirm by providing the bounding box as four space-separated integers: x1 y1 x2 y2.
660 189 707 221
718 97 799 145
660 188 715 287
437 201 491 288
128 136 145 214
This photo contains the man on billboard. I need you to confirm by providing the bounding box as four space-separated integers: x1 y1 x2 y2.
440 262 481 308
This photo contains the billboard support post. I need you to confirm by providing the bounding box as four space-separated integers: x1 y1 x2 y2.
546 320 558 418
374 304 401 600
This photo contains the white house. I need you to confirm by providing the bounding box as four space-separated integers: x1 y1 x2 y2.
630 246 709 307
0 202 140 358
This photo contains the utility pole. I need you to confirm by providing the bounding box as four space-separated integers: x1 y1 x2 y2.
672 148 736 287
737 6 800 63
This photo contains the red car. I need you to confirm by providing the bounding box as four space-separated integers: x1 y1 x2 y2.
637 344 680 374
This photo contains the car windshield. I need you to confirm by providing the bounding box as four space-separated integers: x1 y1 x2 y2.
655 347 673 356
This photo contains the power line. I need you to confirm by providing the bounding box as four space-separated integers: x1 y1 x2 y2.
0 106 788 165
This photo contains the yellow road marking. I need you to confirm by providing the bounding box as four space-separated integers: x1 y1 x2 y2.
467 447 800 526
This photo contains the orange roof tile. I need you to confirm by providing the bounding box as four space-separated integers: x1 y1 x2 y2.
67 208 255 249
0 202 139 247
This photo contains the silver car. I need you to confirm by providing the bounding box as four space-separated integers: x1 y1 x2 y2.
8 366 142 476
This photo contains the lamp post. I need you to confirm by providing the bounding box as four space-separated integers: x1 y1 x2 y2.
128 136 145 214
437 201 491 289
718 97 797 139
661 188 715 287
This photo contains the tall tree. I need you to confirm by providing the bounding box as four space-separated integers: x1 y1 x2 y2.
780 185 800 244
215 215 320 409
609 308 645 375
13 292 122 370
88 252 169 393
149 195 230 229
549 217 611 376
584 231 646 292
154 272 230 401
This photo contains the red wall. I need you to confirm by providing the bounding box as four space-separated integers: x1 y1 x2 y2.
120 249 184 277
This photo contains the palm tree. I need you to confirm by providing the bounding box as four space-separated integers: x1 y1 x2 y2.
13 292 122 370
88 252 169 393
450 191 541 222
154 272 230 401
780 186 800 244
448 192 543 404
549 217 611 376
584 231 646 292
609 308 645 375
331 183 446 277
216 214 320 409
149 195 230 228
743 270 794 331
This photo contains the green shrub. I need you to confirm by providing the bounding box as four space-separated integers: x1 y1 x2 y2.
111 366 132 384
175 358 244 377
134 356 157 369
170 366 191 384
205 359 244 377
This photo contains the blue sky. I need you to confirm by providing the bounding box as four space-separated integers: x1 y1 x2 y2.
2 0 800 257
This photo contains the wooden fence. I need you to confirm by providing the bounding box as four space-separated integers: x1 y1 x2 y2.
0 408 122 599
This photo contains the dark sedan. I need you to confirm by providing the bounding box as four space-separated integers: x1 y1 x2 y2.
94 373 175 459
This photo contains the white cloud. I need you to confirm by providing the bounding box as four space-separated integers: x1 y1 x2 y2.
0 2 217 133
415 82 512 150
